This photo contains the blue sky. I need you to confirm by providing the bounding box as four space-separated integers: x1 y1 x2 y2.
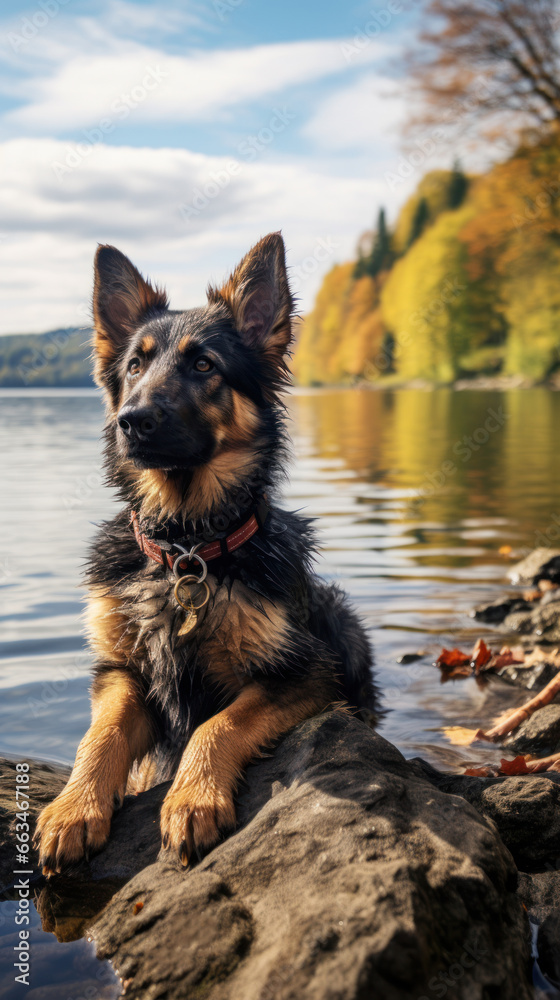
0 0 444 333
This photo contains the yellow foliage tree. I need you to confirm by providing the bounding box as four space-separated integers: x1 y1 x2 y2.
293 135 560 384
292 264 387 385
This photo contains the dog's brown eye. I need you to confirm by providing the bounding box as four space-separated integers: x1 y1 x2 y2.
128 358 141 377
194 357 213 373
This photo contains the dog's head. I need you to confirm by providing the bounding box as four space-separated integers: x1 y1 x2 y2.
92 234 293 490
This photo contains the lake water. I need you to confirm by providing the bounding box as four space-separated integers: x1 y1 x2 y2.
1 386 560 995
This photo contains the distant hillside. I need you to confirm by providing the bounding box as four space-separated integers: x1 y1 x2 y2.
293 134 560 385
0 329 94 387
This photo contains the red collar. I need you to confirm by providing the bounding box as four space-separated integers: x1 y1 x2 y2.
130 501 269 572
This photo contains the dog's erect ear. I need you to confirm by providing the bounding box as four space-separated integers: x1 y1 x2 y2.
92 245 168 382
207 232 294 377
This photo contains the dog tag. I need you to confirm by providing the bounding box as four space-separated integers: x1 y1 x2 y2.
174 575 210 637
174 576 210 612
178 606 198 636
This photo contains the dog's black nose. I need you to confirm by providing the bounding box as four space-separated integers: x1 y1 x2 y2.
118 406 164 439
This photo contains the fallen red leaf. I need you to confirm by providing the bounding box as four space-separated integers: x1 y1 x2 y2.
464 766 491 776
482 646 526 672
471 638 492 672
435 648 471 669
499 756 530 775
523 588 542 602
440 664 472 681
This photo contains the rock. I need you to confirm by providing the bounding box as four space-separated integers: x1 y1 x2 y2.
518 871 560 917
542 588 560 607
517 872 560 990
535 911 560 991
0 757 69 889
396 651 428 664
508 549 560 587
472 551 560 649
1 718 535 998
472 595 531 624
504 704 560 755
34 782 168 941
411 758 560 868
498 659 560 691
502 602 560 643
88 714 532 1000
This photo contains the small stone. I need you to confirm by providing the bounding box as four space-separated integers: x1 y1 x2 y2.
498 659 560 691
472 596 530 623
508 549 560 587
396 651 428 665
504 704 560 755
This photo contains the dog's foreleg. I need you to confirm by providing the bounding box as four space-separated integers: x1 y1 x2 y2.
35 669 153 876
160 677 332 865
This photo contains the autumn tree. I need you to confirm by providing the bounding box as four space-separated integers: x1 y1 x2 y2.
407 0 560 146
354 208 394 279
448 161 469 208
407 196 430 246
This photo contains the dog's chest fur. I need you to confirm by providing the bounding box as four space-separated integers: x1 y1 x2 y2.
92 562 290 736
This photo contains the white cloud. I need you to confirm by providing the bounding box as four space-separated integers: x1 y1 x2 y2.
1 34 387 134
303 72 405 153
0 137 398 333
0 5 415 333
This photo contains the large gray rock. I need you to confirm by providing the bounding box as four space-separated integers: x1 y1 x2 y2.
0 717 535 998
90 714 531 1000
411 759 560 868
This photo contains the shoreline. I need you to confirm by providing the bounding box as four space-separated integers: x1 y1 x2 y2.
292 373 560 392
2 375 559 394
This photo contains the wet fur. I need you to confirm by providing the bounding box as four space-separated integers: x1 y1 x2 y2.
35 233 378 873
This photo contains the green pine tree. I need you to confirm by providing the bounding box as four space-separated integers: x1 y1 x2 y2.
407 197 430 248
448 161 469 209
365 208 393 278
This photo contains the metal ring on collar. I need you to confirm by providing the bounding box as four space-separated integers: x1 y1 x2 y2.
172 548 208 582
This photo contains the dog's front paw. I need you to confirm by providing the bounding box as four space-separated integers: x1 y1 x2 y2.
160 780 236 867
34 787 112 877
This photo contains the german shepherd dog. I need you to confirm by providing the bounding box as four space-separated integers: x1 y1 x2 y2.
35 233 377 874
